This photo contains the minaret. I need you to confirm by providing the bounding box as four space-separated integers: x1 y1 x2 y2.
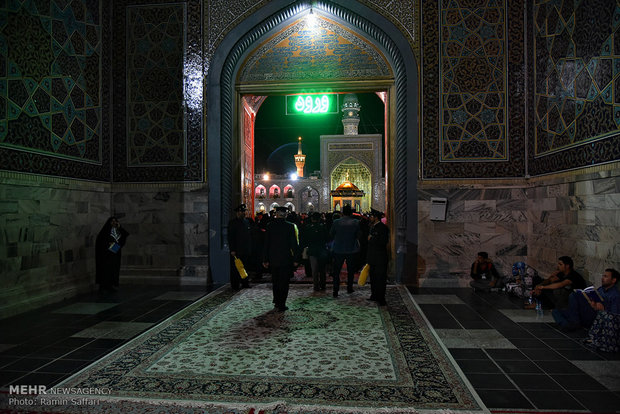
342 93 361 135
294 136 306 177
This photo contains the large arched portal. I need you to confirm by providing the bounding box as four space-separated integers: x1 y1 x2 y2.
208 1 418 286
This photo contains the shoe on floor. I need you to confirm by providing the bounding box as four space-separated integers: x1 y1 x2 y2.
524 303 536 309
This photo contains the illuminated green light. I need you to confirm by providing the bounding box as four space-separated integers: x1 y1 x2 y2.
286 94 338 115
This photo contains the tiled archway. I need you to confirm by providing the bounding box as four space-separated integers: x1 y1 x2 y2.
207 1 418 285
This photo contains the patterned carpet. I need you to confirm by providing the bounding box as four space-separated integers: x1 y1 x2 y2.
0 285 485 413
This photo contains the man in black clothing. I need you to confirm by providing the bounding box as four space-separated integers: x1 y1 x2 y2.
262 206 299 312
366 209 389 306
228 204 252 291
330 205 361 297
469 251 501 292
301 212 329 291
529 256 586 309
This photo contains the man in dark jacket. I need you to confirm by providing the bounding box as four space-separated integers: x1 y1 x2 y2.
263 206 299 312
301 212 329 291
330 205 361 297
367 209 389 306
228 204 252 291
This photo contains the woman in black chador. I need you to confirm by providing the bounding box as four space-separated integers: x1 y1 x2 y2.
95 217 129 292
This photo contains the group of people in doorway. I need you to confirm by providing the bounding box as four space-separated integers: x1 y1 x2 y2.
227 203 390 312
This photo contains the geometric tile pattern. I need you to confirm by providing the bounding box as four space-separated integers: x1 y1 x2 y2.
534 1 620 155
421 0 526 178
440 1 507 161
356 0 418 53
0 1 101 164
126 4 186 166
527 0 620 175
112 0 202 182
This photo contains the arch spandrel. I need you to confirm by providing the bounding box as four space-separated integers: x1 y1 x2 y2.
238 15 393 84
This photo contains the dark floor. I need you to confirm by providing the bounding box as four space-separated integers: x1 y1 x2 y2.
414 286 620 413
0 283 619 413
0 285 212 391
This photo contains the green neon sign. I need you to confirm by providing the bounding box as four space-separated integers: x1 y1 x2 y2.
286 94 338 115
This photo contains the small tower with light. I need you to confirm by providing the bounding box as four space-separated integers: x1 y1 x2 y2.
294 136 306 177
341 93 361 135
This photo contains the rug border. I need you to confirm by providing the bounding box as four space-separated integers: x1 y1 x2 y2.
51 284 488 413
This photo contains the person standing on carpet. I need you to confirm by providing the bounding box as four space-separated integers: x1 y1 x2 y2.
301 212 329 291
330 205 361 297
262 206 299 312
366 209 389 306
228 203 252 291
95 216 129 293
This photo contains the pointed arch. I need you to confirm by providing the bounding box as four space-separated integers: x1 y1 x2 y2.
207 0 418 285
330 157 372 212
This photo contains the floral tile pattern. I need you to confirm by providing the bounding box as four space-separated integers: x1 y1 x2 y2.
50 285 484 412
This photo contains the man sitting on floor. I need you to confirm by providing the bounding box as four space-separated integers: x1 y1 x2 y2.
469 252 502 292
552 268 620 331
527 256 586 309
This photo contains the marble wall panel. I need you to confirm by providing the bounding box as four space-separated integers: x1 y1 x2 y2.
592 178 616 195
184 223 209 256
578 210 596 226
464 222 496 234
511 188 528 200
547 184 569 197
605 194 620 209
595 210 616 227
110 184 208 284
497 199 527 211
575 181 594 196
0 175 111 319
580 195 608 210
418 166 620 287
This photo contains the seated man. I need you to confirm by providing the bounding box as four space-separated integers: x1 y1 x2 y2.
552 268 619 331
469 252 501 291
527 256 586 309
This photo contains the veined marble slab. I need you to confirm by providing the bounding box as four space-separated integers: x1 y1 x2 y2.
498 308 555 323
435 328 516 349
